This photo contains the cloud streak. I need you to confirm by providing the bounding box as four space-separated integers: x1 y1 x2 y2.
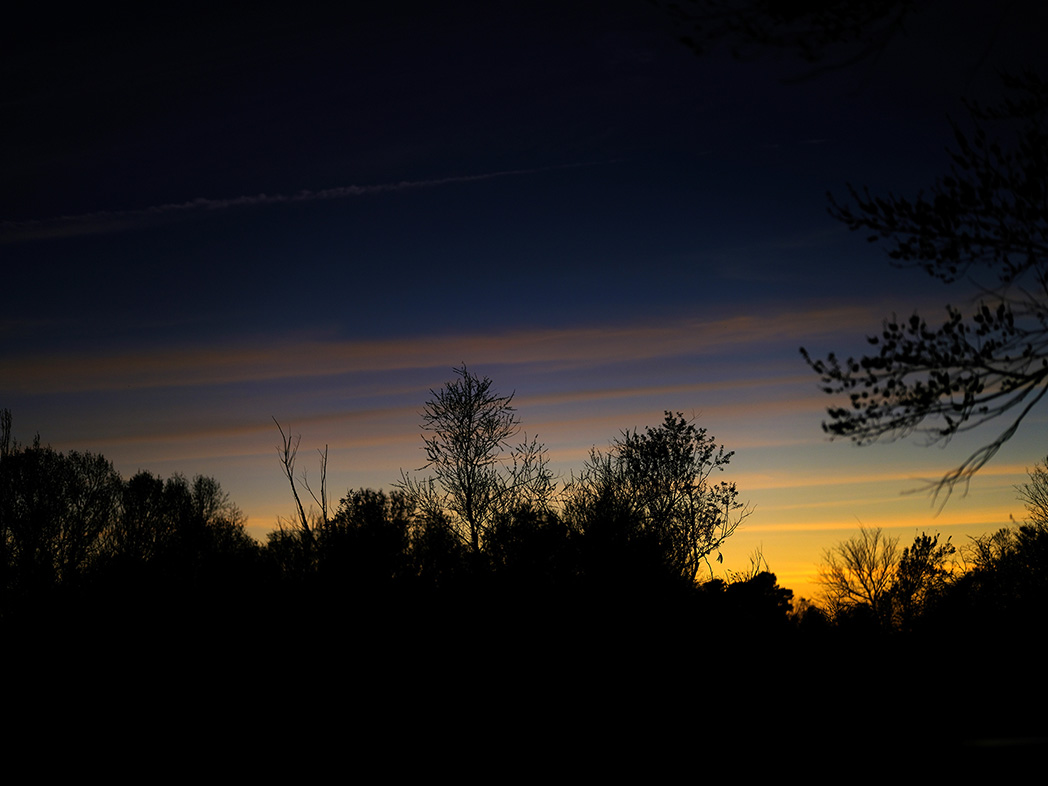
0 165 585 242
1 306 882 396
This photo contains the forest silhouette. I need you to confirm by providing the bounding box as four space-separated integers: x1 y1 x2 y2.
2 378 1046 765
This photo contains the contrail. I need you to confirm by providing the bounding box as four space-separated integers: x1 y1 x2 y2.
1 164 595 243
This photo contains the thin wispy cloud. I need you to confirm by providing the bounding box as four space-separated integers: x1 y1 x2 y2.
738 461 1032 494
1 306 883 395
0 165 588 242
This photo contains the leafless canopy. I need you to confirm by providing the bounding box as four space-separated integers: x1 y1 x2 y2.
816 526 899 619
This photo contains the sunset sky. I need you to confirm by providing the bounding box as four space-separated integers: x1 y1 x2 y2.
4 1 1046 600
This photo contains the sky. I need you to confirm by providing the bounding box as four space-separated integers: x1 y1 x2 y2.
3 1 1047 601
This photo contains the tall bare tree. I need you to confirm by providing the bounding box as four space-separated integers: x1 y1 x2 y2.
273 418 328 547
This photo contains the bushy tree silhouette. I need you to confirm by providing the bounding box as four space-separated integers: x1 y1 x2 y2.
0 421 122 608
1 411 258 627
485 506 579 595
891 532 955 631
320 488 413 587
956 516 1048 622
110 471 179 564
563 411 749 585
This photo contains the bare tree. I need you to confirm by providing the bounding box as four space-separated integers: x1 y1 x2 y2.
396 365 554 553
816 526 899 623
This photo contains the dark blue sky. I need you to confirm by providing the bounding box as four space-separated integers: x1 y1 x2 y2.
3 1 1045 594
6 0 1009 347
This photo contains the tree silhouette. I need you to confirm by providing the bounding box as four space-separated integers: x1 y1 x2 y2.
0 429 122 604
98 470 258 610
563 411 749 584
815 526 898 626
485 506 578 594
107 471 180 565
407 506 470 590
320 488 413 588
396 365 554 554
817 526 959 632
931 513 1048 660
891 531 955 631
960 504 1048 612
803 72 1048 496
1016 454 1048 528
700 570 795 637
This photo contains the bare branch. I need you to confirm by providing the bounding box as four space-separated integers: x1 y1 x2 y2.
273 417 313 543
301 445 329 529
806 72 1048 498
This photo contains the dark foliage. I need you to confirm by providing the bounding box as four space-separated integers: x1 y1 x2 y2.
319 488 414 587
563 411 749 584
933 520 1048 636
659 0 915 78
0 441 121 602
485 505 579 593
0 410 261 627
891 531 955 631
